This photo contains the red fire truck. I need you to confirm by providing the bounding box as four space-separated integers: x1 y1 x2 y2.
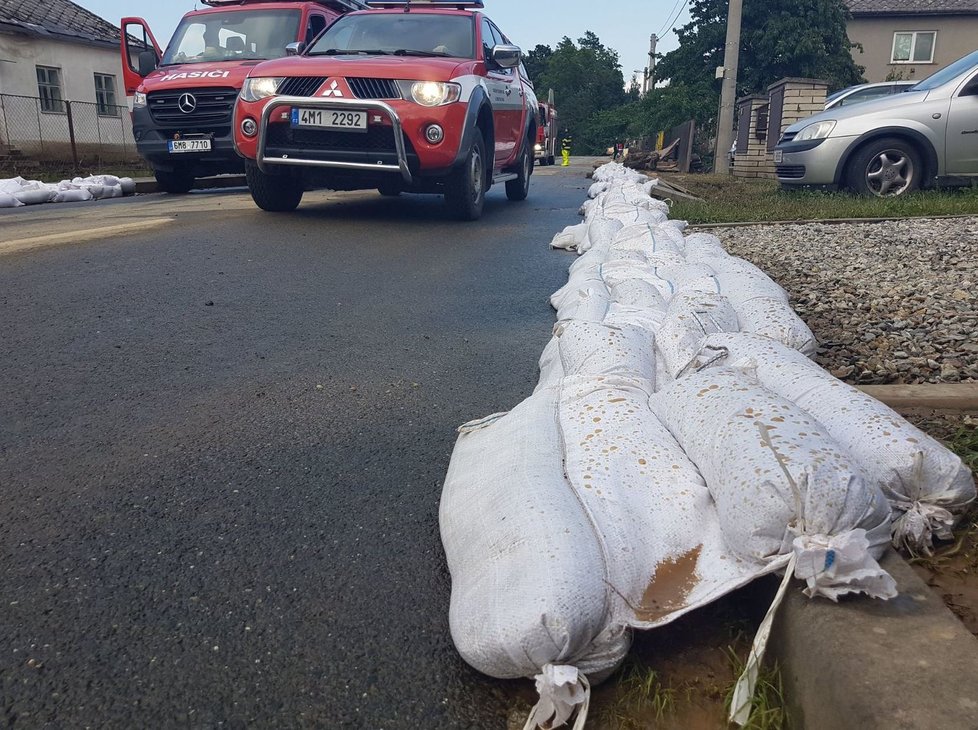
232 0 539 220
120 0 367 193
534 90 557 166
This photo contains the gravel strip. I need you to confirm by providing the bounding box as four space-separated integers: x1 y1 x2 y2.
712 216 978 385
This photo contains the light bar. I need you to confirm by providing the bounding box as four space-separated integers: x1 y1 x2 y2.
365 1 485 8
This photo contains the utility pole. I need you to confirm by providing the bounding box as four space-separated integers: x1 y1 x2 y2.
714 0 742 174
644 33 657 95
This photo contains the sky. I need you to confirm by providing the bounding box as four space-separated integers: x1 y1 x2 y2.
75 0 692 87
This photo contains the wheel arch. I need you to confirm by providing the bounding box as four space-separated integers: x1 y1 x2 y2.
454 85 494 187
833 127 939 189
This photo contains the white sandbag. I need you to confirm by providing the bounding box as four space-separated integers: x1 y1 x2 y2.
683 232 729 263
99 185 124 199
600 260 674 299
710 258 790 305
588 181 609 199
0 192 23 208
442 387 631 728
648 224 687 253
663 262 717 290
699 332 977 553
0 176 27 194
606 248 649 264
657 291 739 378
551 223 589 251
555 288 610 323
536 335 564 392
579 215 623 254
13 188 54 205
608 279 665 310
556 321 656 387
579 198 599 218
650 367 896 601
602 203 668 226
611 223 682 255
735 296 817 355
550 266 604 311
674 274 721 296
119 177 136 195
53 188 94 203
604 301 668 335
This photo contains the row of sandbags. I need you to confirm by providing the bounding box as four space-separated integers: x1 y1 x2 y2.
440 162 975 728
0 175 136 208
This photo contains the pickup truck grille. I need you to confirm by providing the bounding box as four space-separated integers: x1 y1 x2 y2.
277 77 326 97
347 78 400 100
267 124 397 152
148 87 236 127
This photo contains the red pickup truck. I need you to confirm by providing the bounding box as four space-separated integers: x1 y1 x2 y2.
232 0 539 219
120 0 367 193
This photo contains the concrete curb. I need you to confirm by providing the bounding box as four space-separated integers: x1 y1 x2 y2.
771 551 978 729
133 175 247 194
687 214 978 229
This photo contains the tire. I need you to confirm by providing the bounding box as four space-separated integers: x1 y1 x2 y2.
154 169 195 194
377 182 402 197
547 155 555 166
845 137 923 197
245 161 303 212
505 142 531 202
445 133 487 221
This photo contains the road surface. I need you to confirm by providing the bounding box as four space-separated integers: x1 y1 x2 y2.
0 162 592 728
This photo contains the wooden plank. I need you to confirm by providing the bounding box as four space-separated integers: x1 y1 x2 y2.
858 384 978 411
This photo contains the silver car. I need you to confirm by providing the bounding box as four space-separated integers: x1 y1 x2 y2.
824 81 915 110
775 49 978 196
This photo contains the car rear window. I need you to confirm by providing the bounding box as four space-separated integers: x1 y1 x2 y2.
309 13 475 59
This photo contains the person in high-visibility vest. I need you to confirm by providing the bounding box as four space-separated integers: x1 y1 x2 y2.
561 130 573 166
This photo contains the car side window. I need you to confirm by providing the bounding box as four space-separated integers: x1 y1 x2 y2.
489 22 512 76
480 17 494 62
960 73 978 97
306 14 327 45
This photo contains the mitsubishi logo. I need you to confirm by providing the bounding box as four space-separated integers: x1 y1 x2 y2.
177 93 197 113
322 80 344 98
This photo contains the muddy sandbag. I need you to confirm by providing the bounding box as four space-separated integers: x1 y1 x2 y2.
651 367 896 601
555 288 610 323
683 232 729 263
609 278 666 310
657 292 739 378
735 296 817 355
698 332 977 553
557 321 656 387
611 222 682 255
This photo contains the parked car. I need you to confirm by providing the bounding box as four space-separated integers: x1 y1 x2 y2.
121 0 368 194
823 81 916 110
775 49 978 196
232 0 538 219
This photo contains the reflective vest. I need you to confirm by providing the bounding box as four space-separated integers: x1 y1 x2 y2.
561 136 573 151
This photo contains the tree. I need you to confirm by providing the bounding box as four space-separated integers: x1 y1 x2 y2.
524 44 553 87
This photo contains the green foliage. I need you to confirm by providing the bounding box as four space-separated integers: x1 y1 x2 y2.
523 44 553 87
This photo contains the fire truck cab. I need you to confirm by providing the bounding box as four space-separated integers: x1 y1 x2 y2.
121 0 368 193
535 91 557 166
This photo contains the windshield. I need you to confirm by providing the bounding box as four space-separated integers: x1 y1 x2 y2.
161 10 301 65
910 49 978 92
309 13 474 58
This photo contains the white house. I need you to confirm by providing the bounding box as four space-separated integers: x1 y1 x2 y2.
0 0 132 157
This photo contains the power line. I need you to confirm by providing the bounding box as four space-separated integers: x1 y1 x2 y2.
655 0 685 38
658 0 690 40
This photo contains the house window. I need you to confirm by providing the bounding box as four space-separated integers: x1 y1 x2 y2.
891 31 936 64
36 66 65 113
94 73 120 116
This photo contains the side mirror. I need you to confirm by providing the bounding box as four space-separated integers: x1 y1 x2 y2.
491 44 521 70
286 41 306 57
138 50 159 77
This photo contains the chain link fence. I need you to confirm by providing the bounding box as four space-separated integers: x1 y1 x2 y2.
0 93 144 172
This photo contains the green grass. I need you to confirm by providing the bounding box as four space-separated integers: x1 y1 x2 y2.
949 425 978 473
665 174 978 224
724 648 789 730
1 163 152 182
595 665 678 729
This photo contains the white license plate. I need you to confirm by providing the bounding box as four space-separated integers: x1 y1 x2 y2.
168 139 212 153
291 108 367 131
773 150 784 163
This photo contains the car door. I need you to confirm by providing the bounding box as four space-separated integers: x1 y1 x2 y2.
479 17 518 168
945 70 978 175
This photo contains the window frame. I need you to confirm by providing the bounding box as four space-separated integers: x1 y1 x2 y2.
36 65 66 114
890 30 937 64
94 72 121 117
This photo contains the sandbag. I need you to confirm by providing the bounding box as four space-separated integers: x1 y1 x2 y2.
551 223 589 251
588 182 609 199
13 188 54 205
53 188 94 203
555 288 610 323
735 296 817 355
698 332 977 553
683 232 729 263
611 223 682 255
536 335 563 392
651 367 896 601
556 321 656 387
657 292 739 378
578 215 623 254
0 192 23 208
608 278 666 310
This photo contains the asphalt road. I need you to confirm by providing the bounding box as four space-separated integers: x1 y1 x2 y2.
0 163 590 728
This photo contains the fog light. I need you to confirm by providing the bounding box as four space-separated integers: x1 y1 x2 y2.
425 124 444 144
241 118 258 138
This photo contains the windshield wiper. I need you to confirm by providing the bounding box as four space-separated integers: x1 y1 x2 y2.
393 49 450 57
308 48 393 56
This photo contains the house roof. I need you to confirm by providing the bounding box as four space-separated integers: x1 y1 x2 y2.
846 0 978 15
0 0 120 49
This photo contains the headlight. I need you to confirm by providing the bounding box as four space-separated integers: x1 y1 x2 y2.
534 143 542 151
408 81 461 107
133 91 147 108
240 77 284 103
795 120 836 141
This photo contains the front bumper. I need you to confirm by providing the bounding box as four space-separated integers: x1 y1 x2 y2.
774 135 856 187
235 96 468 183
131 105 241 174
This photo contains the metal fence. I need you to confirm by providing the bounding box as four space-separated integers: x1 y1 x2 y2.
0 93 143 169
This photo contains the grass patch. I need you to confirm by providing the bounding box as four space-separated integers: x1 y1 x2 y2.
596 665 678 729
662 174 978 224
1 162 153 182
724 648 789 730
949 425 978 473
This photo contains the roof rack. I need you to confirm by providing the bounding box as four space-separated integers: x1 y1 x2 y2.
201 0 371 10
365 1 485 8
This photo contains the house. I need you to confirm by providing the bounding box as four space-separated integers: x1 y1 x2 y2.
846 0 978 83
0 0 133 161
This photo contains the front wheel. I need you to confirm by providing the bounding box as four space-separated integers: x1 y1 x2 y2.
245 161 303 212
445 133 486 221
154 168 195 195
505 143 531 202
845 137 923 197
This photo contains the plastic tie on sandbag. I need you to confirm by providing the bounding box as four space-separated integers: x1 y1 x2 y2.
523 664 590 730
891 501 955 556
792 529 897 602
